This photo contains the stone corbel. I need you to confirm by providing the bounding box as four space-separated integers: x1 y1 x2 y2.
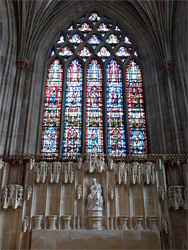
3 185 23 209
108 158 114 170
130 162 141 184
23 216 30 232
26 185 32 200
76 184 83 200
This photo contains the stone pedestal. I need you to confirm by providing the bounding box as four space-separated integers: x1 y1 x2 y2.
47 215 58 230
62 215 72 229
33 215 43 229
118 216 129 230
88 210 103 230
88 216 103 230
147 216 158 230
133 216 144 230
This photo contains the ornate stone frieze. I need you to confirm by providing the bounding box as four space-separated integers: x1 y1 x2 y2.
3 184 23 209
130 162 142 184
167 186 187 210
29 159 35 170
116 162 129 185
108 158 115 170
76 184 83 200
147 216 158 230
143 162 156 184
26 185 33 200
62 162 75 183
85 153 105 173
34 161 48 183
0 158 4 169
49 161 62 183
23 216 30 232
132 216 144 230
118 216 129 230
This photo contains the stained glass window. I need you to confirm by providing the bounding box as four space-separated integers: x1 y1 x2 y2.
106 34 119 44
106 60 126 157
116 47 130 57
88 12 100 21
79 23 92 31
126 60 148 154
59 46 73 56
42 11 148 158
88 35 101 44
97 47 110 57
63 60 83 158
41 60 63 156
86 60 103 153
97 23 110 31
69 34 83 43
78 46 92 57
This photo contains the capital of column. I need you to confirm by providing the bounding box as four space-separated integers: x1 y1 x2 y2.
160 59 174 71
16 59 30 69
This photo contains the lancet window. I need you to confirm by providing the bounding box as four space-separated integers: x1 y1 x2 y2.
41 11 148 158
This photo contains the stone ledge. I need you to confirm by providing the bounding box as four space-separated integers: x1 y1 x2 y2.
31 230 161 249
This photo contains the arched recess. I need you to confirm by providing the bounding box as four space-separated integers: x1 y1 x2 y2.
20 1 166 155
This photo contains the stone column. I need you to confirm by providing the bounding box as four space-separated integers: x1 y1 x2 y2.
33 215 43 229
6 59 29 154
109 216 114 230
76 215 81 229
47 215 58 230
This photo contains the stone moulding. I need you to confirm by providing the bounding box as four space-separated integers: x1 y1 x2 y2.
118 216 129 230
167 186 188 210
47 215 58 230
33 215 43 229
3 184 23 209
132 216 144 230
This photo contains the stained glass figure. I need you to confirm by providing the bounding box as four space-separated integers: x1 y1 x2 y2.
63 59 83 158
69 34 83 44
86 60 103 153
106 34 119 44
116 47 130 57
78 46 92 57
124 36 132 44
57 36 65 43
41 60 63 156
97 47 111 57
79 23 92 31
126 60 148 154
88 35 101 44
88 12 100 21
97 23 110 31
106 59 126 157
59 46 73 56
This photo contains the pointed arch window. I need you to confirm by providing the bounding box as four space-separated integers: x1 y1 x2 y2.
41 11 148 158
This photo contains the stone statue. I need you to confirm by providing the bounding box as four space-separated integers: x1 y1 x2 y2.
87 178 103 211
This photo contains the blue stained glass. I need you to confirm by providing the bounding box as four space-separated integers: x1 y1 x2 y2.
106 59 126 157
86 60 103 153
63 60 83 158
